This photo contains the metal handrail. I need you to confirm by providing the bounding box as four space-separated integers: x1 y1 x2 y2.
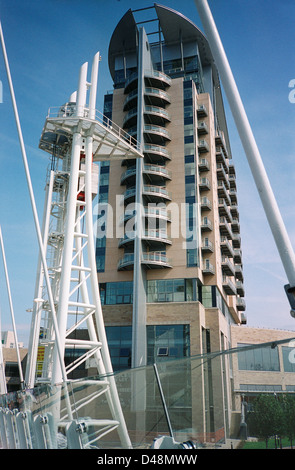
47 105 140 151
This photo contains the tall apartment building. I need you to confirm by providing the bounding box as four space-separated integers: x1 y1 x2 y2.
96 5 246 436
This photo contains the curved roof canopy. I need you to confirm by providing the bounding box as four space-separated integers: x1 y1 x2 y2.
108 3 231 157
108 3 217 82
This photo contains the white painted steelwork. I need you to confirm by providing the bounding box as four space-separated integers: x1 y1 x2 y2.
22 53 141 448
194 0 295 309
0 227 24 387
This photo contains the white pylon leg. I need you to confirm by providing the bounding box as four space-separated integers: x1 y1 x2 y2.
51 131 84 385
194 0 295 290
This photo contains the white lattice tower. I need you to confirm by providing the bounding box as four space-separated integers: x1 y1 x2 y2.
25 52 142 448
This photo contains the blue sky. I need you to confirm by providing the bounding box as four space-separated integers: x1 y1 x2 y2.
1 0 295 345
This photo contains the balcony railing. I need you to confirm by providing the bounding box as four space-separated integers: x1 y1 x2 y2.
123 187 136 201
121 164 171 185
47 106 140 152
220 236 234 258
117 253 135 270
142 251 172 268
144 105 171 123
197 104 208 117
199 177 211 191
203 259 215 275
122 107 138 128
118 230 171 247
143 185 172 200
201 217 213 231
197 121 209 134
144 143 171 160
145 70 172 88
219 217 233 239
216 146 228 163
144 87 171 105
221 256 235 276
144 124 171 141
236 280 245 297
236 297 246 311
218 199 232 223
144 164 171 180
232 234 241 249
222 276 237 296
117 251 172 270
144 206 170 221
199 158 210 172
200 197 211 211
202 238 214 252
198 139 210 153
235 264 244 281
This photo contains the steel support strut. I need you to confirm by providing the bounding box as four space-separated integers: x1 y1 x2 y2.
194 0 295 316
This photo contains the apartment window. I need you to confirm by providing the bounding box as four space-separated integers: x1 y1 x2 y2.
105 326 132 371
282 346 295 372
103 93 113 118
100 281 133 305
237 343 280 372
96 162 110 271
5 362 19 378
183 81 199 268
187 249 198 267
184 55 199 73
147 324 190 365
147 278 197 303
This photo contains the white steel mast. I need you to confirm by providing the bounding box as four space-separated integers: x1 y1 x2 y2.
194 0 295 315
24 53 142 448
0 226 24 388
0 308 7 396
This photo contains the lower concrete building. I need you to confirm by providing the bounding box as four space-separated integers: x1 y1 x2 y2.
230 325 295 437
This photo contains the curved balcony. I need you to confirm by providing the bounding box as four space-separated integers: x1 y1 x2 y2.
145 70 172 89
123 185 171 204
144 205 171 222
123 186 136 203
142 251 172 269
121 166 136 185
124 73 138 94
143 185 172 203
117 253 135 270
124 70 171 95
123 89 138 111
128 125 171 144
144 164 171 183
144 105 171 125
118 230 171 248
117 251 172 270
144 229 171 246
123 107 137 129
123 86 171 112
143 124 171 144
144 87 171 107
118 232 136 248
144 143 171 163
123 206 171 225
121 164 171 186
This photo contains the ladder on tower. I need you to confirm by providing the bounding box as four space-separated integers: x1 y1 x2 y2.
24 52 142 449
